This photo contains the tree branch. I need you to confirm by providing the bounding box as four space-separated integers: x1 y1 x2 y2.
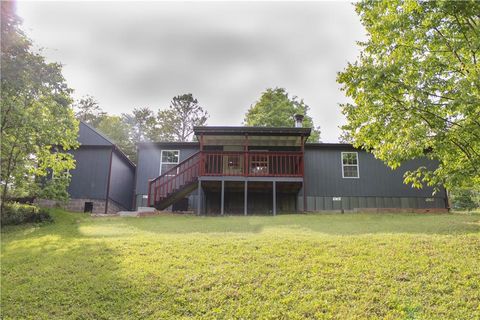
451 13 478 66
433 26 468 75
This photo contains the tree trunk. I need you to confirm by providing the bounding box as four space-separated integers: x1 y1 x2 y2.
1 137 20 213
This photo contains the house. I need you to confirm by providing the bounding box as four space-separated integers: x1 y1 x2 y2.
70 122 136 213
37 122 136 214
136 124 448 214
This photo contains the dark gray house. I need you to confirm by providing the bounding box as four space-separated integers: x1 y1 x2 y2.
63 122 136 214
136 126 448 214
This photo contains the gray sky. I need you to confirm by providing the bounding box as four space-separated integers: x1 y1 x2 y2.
17 1 366 142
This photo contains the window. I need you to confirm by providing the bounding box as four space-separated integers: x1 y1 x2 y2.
160 150 180 174
250 153 268 174
227 155 240 169
341 152 359 178
162 150 179 163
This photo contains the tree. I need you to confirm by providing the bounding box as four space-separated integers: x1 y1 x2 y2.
96 115 135 160
74 95 106 127
123 107 158 143
450 188 479 211
156 94 209 142
119 107 157 162
244 88 321 142
73 95 136 161
1 1 78 208
337 0 480 191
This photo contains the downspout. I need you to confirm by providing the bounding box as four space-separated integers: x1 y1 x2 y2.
301 135 307 212
132 144 138 210
244 133 248 176
105 147 114 214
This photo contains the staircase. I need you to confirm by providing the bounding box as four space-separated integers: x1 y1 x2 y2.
148 152 200 210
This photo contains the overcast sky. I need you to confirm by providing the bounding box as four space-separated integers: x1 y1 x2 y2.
17 1 366 142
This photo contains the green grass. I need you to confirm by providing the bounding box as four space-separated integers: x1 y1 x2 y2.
2 210 479 319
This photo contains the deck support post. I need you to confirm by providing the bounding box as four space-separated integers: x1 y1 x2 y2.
197 180 202 215
273 181 276 216
244 180 248 216
221 180 225 216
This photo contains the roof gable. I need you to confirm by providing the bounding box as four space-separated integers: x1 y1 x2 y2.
78 122 136 168
78 122 114 147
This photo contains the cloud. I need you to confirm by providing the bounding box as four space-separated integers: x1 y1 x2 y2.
17 1 366 142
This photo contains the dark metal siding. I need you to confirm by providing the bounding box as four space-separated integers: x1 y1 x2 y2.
135 145 200 196
298 195 446 211
302 148 446 210
108 151 135 210
305 148 441 197
134 144 447 211
68 147 111 199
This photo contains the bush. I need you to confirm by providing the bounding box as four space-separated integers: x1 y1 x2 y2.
450 189 480 211
1 202 53 226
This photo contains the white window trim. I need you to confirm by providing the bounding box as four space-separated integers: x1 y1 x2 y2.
160 150 180 175
341 151 360 179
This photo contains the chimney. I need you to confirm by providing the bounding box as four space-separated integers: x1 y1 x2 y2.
294 114 304 128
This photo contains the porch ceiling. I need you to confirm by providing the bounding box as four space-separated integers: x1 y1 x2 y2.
201 135 303 147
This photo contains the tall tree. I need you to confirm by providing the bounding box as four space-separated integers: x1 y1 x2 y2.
337 0 480 191
1 1 78 206
156 94 209 141
124 107 158 142
120 107 157 162
96 115 135 160
244 88 321 142
74 95 106 127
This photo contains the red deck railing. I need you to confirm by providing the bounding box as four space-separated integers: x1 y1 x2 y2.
200 151 303 177
148 151 304 207
148 152 201 207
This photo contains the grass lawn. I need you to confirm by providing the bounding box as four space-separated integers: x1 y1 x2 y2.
1 210 479 319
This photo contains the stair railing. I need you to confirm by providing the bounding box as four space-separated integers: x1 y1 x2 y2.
148 152 200 207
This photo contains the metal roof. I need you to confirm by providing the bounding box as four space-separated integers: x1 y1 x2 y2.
193 126 311 136
136 140 361 150
304 142 357 149
136 141 199 148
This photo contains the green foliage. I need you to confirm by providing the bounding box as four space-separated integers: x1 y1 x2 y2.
1 202 53 226
122 107 158 142
96 115 135 161
78 96 204 162
1 211 479 318
0 2 79 203
156 93 209 142
73 95 135 159
36 171 72 202
450 188 480 211
337 0 480 191
74 95 106 127
89 94 209 163
244 88 321 142
79 94 209 162
116 107 157 163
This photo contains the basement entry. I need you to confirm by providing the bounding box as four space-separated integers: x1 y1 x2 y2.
84 202 93 213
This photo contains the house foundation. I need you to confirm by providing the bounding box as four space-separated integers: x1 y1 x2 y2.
35 198 127 214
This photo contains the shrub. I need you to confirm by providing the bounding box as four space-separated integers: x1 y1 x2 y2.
1 202 53 226
450 189 480 211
